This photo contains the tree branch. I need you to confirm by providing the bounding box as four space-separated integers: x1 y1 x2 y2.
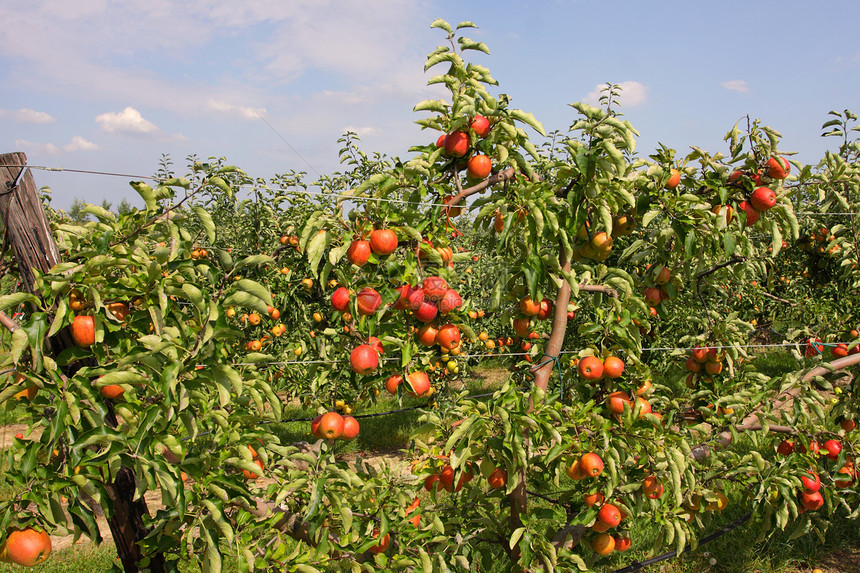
448 167 517 207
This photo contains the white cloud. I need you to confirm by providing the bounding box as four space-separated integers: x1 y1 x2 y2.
721 80 750 93
95 107 159 134
0 108 56 123
205 100 266 120
343 126 381 137
584 81 649 108
14 135 99 154
14 139 60 154
64 135 98 151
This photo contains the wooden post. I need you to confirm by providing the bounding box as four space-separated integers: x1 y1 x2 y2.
0 152 166 573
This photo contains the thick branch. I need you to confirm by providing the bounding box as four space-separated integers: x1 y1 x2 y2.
690 353 860 461
0 311 18 333
577 284 618 298
448 167 516 206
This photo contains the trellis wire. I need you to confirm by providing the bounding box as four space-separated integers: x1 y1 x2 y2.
5 163 860 216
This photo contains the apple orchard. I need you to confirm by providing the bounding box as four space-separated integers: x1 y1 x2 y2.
0 18 859 573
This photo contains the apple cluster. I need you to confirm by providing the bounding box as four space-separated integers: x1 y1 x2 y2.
310 411 360 441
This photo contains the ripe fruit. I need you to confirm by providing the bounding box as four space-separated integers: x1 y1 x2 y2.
738 200 760 225
100 385 125 400
385 375 403 395
685 356 702 373
369 229 398 255
493 211 504 232
602 356 625 379
579 453 604 478
243 458 264 480
467 154 492 179
248 313 261 326
310 415 323 438
655 266 671 285
614 534 632 552
597 504 621 527
71 315 95 347
643 287 662 306
488 467 507 489
406 372 431 397
405 497 421 527
435 324 461 351
665 168 681 189
341 416 360 440
606 391 632 415
800 490 824 511
536 299 553 321
106 302 129 321
347 240 371 266
584 491 605 507
414 301 439 323
750 187 777 211
439 289 462 314
591 532 615 555
823 439 842 460
318 412 345 440
470 115 491 137
417 324 439 346
704 360 723 375
835 464 855 488
804 338 824 357
443 130 470 157
513 317 531 337
777 440 795 455
369 531 391 554
578 356 604 380
331 287 351 312
423 276 449 301
519 296 540 316
4 528 51 566
643 475 664 499
800 471 821 493
691 346 709 363
766 156 790 179
350 345 379 375
841 419 856 432
356 288 382 316
566 460 587 480
424 474 441 492
833 343 849 358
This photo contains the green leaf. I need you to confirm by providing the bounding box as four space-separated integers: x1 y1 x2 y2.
95 370 146 387
233 254 274 273
222 291 269 314
233 279 273 306
206 175 232 198
10 328 28 365
0 292 38 312
192 206 217 243
130 181 157 211
509 109 546 136
306 230 331 277
413 99 449 114
430 18 452 33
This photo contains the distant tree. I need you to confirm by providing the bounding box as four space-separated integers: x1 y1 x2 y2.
117 198 133 215
67 198 89 223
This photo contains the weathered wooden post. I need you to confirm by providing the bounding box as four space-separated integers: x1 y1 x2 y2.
0 152 166 573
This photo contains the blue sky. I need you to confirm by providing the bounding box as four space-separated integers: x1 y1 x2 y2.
1 0 858 211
